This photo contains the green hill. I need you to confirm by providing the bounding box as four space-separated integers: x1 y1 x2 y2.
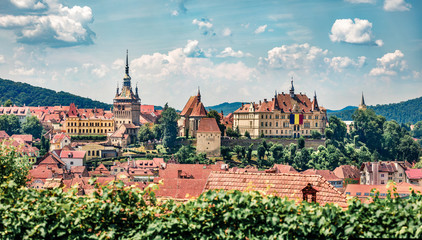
328 96 422 124
206 102 244 115
0 78 112 109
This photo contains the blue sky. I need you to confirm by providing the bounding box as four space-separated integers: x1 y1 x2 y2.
0 0 421 110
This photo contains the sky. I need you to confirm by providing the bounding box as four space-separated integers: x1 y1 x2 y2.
0 0 421 110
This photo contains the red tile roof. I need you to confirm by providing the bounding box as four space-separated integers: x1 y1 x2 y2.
234 93 324 114
204 171 347 207
11 134 33 143
334 165 360 179
197 118 220 133
302 169 342 181
60 150 86 159
344 183 422 200
180 96 199 116
190 102 207 117
406 169 422 180
0 131 10 139
270 164 298 173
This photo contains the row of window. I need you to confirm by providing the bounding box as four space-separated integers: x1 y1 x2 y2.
259 121 318 128
260 129 314 135
68 122 113 127
260 114 320 120
67 128 113 134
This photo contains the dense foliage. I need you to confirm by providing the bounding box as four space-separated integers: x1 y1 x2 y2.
1 180 422 239
0 78 112 109
0 115 43 139
159 104 179 150
328 96 422 124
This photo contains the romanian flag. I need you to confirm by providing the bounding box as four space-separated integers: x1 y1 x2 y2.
289 114 304 125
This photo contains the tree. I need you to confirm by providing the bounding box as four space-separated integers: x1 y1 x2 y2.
297 136 305 149
0 114 21 135
207 110 226 136
159 106 179 150
381 121 404 160
311 130 322 139
226 127 240 138
4 99 13 107
352 109 385 153
0 143 31 187
244 131 251 139
152 124 163 140
138 124 154 143
220 146 232 160
396 135 421 163
326 116 347 143
412 121 422 138
39 135 50 156
22 116 43 139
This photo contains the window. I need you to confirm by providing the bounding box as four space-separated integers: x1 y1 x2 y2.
399 173 403 177
261 122 263 127
276 130 278 134
304 122 310 128
381 174 384 177
266 115 268 119
265 122 268 127
269 115 271 119
276 122 278 127
364 193 369 196
269 122 272 127
315 123 318 127
346 192 351 195
356 192 361 196
275 115 279 119
381 180 385 184
70 161 74 165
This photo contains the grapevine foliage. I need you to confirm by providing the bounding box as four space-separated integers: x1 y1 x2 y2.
1 180 422 239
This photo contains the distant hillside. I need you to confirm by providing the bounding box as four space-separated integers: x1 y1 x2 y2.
206 102 244 115
326 106 357 113
0 78 112 109
328 96 422 124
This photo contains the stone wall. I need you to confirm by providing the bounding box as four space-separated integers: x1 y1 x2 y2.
221 138 325 150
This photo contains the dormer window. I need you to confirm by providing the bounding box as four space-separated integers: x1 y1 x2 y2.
302 183 318 203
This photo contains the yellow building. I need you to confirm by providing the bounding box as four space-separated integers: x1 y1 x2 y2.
64 103 114 135
233 79 327 138
77 143 118 160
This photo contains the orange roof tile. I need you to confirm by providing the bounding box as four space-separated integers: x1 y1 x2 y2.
204 171 347 207
198 118 220 133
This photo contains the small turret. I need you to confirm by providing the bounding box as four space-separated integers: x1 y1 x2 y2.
359 92 367 110
289 77 295 98
197 86 201 102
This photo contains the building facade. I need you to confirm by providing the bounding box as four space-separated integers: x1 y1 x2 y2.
113 51 141 128
178 89 208 137
360 161 410 185
64 103 114 136
233 79 327 138
196 118 221 157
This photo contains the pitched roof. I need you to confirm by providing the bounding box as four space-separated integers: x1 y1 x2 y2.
90 163 111 176
406 169 422 180
0 130 10 139
197 118 220 133
60 150 86 159
302 169 342 181
334 165 360 179
180 96 199 116
11 134 33 143
190 102 207 117
270 164 298 173
204 171 347 207
67 103 79 117
234 92 325 114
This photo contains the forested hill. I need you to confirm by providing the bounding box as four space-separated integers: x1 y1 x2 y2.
206 102 244 114
328 96 422 124
0 78 112 109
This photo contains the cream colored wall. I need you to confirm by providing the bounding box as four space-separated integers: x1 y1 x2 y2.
78 144 105 160
196 132 221 157
233 111 327 138
64 117 114 136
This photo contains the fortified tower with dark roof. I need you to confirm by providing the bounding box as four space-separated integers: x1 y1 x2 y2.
113 50 141 128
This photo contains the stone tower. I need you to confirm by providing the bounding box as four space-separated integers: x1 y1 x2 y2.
113 50 141 128
358 92 367 110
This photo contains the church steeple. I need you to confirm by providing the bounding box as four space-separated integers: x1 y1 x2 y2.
359 92 367 110
116 82 119 96
289 77 295 98
135 82 139 97
197 86 201 102
312 91 319 111
123 50 131 88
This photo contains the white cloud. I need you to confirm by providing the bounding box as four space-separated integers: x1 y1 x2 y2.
254 24 267 34
217 47 251 58
329 18 382 46
261 43 328 69
384 0 411 11
369 50 407 76
0 0 94 47
375 39 384 47
241 23 249 29
192 18 214 36
9 67 35 76
112 58 124 70
64 67 78 75
183 40 207 58
91 64 109 78
222 28 232 37
10 0 46 9
0 55 5 64
171 10 179 16
324 56 366 72
345 0 376 3
130 40 257 83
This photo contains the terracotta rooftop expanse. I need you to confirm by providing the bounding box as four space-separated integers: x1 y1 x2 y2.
302 169 342 181
334 165 360 179
204 171 347 207
405 169 422 180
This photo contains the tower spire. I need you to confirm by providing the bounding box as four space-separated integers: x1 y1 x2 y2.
197 86 201 102
125 49 129 76
359 92 367 110
289 77 295 98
